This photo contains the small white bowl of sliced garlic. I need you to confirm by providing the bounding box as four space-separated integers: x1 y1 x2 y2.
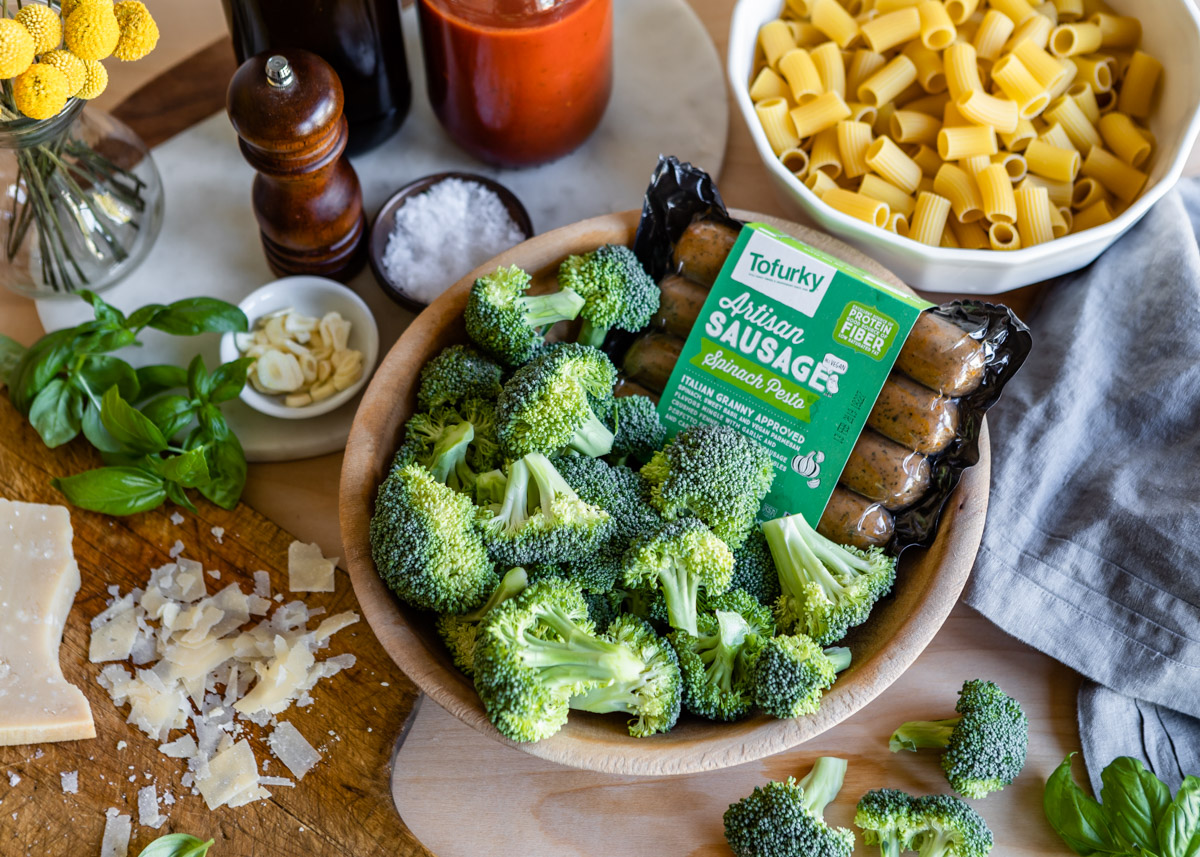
218 276 380 420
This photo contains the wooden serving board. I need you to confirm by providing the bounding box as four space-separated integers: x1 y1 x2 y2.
0 396 431 857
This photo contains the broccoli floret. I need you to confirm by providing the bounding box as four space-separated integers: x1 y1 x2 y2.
474 468 507 506
416 344 504 411
496 342 617 458
640 424 775 548
889 679 1028 799
436 567 530 677
477 452 612 566
558 244 660 347
464 265 586 365
606 394 666 465
670 590 773 721
472 579 657 742
582 590 622 633
762 512 897 646
855 789 921 857
370 463 497 614
908 795 994 857
724 758 856 857
395 399 501 493
569 614 682 737
731 528 782 608
623 517 735 637
752 636 851 719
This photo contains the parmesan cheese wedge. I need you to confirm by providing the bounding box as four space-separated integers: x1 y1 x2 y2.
0 500 95 746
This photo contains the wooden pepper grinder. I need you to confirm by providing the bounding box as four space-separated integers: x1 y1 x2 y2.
227 50 367 281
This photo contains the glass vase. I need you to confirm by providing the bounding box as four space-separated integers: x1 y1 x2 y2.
0 100 165 299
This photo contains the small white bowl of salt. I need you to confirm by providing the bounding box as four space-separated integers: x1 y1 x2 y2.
368 172 534 312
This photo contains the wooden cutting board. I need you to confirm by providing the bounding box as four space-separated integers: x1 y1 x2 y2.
0 395 432 857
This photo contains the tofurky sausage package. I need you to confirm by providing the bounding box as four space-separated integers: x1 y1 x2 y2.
621 156 1033 555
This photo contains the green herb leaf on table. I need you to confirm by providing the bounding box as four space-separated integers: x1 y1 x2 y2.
1101 756 1172 853
100 386 168 455
148 297 248 336
135 364 190 402
8 328 78 413
135 833 215 857
28 378 83 448
75 355 141 403
81 402 125 454
0 333 25 387
164 481 199 513
1161 777 1200 857
75 326 139 355
159 446 211 489
52 467 167 516
195 434 246 511
139 394 196 440
1044 753 1119 855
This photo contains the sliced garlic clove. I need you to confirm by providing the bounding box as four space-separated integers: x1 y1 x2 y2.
316 359 332 383
281 339 310 357
298 352 318 384
319 312 352 352
234 332 255 352
285 392 313 408
256 350 305 392
264 315 289 346
284 312 318 334
310 380 337 402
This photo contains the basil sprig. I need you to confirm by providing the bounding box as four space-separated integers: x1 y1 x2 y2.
136 833 215 857
3 291 254 516
1044 753 1200 857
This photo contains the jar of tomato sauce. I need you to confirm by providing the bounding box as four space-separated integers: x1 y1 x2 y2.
417 0 613 168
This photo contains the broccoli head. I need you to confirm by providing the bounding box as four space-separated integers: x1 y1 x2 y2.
416 344 503 411
731 527 782 608
569 614 682 737
606 394 666 465
472 579 658 742
908 795 994 857
496 342 617 458
889 679 1028 799
477 452 613 566
751 636 851 719
370 463 497 614
640 423 775 548
623 516 735 637
855 789 920 857
724 757 856 857
465 264 586 365
762 511 896 646
394 398 501 493
436 567 530 677
558 244 660 347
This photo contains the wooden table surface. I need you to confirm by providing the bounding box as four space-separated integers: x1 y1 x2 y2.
1 1 1190 854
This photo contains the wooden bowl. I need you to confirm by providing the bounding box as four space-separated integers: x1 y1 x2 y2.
339 209 989 776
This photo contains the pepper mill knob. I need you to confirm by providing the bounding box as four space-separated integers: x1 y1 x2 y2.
227 48 366 282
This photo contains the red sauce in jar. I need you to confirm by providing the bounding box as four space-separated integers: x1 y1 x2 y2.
417 0 613 167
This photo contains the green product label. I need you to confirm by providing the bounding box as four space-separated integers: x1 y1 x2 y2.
656 223 932 527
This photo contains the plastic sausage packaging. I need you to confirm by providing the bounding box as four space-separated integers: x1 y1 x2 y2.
617 156 1032 555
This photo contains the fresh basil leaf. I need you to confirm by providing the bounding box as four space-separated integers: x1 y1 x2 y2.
164 481 198 513
135 364 189 402
126 304 167 330
207 357 254 404
1045 754 1119 855
52 467 166 515
140 395 196 440
8 328 78 414
160 447 210 488
81 402 125 454
135 832 214 857
186 354 210 401
0 333 25 388
79 290 126 326
1102 757 1172 853
74 326 139 355
76 355 140 403
197 403 230 441
28 379 83 448
148 298 248 336
197 434 246 510
100 386 168 455
1160 777 1200 857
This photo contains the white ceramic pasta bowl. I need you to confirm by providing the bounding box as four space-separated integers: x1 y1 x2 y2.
728 0 1200 293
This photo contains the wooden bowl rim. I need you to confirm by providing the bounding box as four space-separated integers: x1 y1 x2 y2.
339 208 989 776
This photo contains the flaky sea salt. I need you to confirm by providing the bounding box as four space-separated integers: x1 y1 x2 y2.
381 178 527 304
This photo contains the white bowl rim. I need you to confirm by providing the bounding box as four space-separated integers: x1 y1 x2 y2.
218 275 380 420
727 0 1200 273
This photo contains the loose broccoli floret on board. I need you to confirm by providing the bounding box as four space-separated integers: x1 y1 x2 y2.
889 679 1029 799
558 244 660 347
724 757 856 857
623 516 735 637
393 398 501 493
751 636 851 719
416 344 504 411
496 342 617 458
606 394 666 466
731 528 782 608
370 463 497 614
569 614 682 737
762 511 896 646
640 423 775 548
855 789 921 857
465 265 586 365
908 795 994 857
477 452 612 566
436 567 530 677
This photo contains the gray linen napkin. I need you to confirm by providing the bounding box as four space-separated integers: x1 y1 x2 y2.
962 181 1200 795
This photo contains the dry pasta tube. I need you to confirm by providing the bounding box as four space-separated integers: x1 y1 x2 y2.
909 191 952 243
787 21 827 47
756 98 800 155
959 154 992 176
759 20 798 69
848 101 880 124
1012 38 1070 91
1015 184 1055 246
890 109 941 144
875 0 922 11
1119 51 1162 119
785 0 814 16
791 91 853 138
917 174 937 194
779 49 824 103
860 173 917 215
811 127 844 177
1004 14 1053 53
837 120 875 177
909 142 944 176
1090 13 1140 48
957 89 1020 133
1021 174 1074 207
991 0 1036 24
811 41 847 96
1049 23 1102 57
1094 88 1118 114
1071 175 1108 208
860 8 922 52
1098 112 1151 168
905 92 952 116
1039 122 1074 151
1049 203 1072 236
750 67 791 102
781 147 811 175
945 0 980 26
1071 55 1113 92
866 136 924 193
886 211 910 234
1045 95 1101 151
806 169 840 195
941 227 959 247
979 163 1018 222
858 54 919 106
937 124 998 160
991 54 1051 118
944 42 982 100
917 0 956 49
1072 198 1113 231
993 150 1029 181
1046 58 1079 100
934 163 986 222
847 49 888 94
1081 146 1147 202
811 0 861 48
1025 138 1081 182
1001 117 1037 151
1067 82 1100 123
1052 0 1083 22
951 216 991 248
902 41 947 93
989 221 1022 249
974 10 1015 60
875 101 898 136
824 187 891 226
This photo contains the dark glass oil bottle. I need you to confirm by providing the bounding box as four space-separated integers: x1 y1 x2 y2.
222 0 411 155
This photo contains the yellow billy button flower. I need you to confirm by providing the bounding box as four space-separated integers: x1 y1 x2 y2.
40 50 87 98
0 18 37 79
112 1 157 61
62 0 112 18
76 57 107 99
12 63 71 120
15 5 63 55
64 2 119 61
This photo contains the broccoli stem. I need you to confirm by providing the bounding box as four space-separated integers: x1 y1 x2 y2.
700 610 750 692
461 567 529 622
577 318 610 348
825 646 853 674
524 452 580 525
763 514 849 606
657 558 702 636
797 756 849 816
475 469 507 505
569 674 648 714
566 408 615 457
916 827 956 857
889 718 960 752
879 836 903 857
523 604 644 687
427 422 474 486
516 287 586 330
490 458 532 534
